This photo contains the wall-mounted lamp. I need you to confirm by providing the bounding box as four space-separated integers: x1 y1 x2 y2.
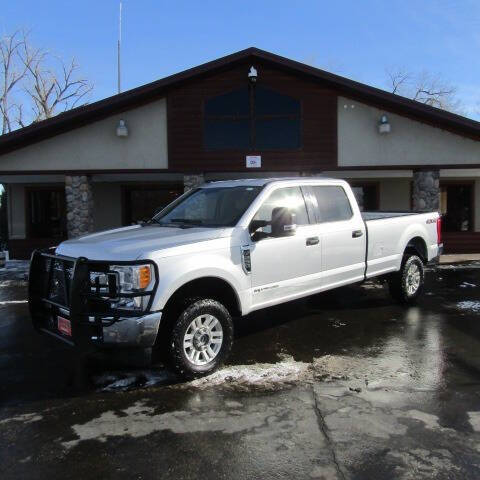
116 119 129 137
378 114 391 134
248 66 258 83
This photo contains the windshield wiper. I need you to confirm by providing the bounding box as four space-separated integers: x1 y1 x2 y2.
170 218 203 225
144 218 192 229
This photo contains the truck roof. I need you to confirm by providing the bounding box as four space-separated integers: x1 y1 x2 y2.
202 176 341 188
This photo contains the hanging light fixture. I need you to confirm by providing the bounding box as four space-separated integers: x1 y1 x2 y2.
116 119 128 137
248 66 258 83
378 114 391 134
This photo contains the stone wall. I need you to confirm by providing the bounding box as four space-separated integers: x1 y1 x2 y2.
65 175 94 238
412 170 440 212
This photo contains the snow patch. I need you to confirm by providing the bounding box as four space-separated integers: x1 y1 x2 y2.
468 412 480 432
456 301 480 313
0 412 42 424
61 399 298 450
93 369 173 391
186 355 311 390
0 300 27 306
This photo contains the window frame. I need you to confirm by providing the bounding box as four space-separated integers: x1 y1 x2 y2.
305 185 354 224
203 85 303 152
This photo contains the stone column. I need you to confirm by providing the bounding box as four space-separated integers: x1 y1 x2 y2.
412 169 440 212
65 175 94 238
183 173 205 193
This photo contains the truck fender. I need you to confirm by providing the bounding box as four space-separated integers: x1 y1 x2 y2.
151 252 250 314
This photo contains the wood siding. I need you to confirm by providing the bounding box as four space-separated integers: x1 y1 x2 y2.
167 60 337 172
443 232 480 254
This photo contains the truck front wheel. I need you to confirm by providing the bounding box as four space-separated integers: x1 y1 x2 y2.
388 254 425 305
166 298 234 378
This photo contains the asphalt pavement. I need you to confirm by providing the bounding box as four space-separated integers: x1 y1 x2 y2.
1 261 480 479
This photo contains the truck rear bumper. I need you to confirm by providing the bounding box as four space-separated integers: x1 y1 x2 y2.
428 243 443 264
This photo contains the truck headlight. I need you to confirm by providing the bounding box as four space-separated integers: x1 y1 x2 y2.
110 264 153 292
109 264 154 311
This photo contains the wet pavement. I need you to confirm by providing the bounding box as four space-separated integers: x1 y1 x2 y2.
1 262 480 479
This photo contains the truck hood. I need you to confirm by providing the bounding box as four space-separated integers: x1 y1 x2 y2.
55 224 229 260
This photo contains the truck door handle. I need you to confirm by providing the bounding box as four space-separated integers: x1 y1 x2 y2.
352 230 363 238
306 236 319 246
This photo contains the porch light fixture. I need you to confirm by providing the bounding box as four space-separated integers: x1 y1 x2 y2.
378 114 391 134
116 119 129 137
248 66 258 83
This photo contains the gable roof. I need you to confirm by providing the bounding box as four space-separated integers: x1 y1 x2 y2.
1 46 479 155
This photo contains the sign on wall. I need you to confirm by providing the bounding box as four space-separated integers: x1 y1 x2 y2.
246 155 261 168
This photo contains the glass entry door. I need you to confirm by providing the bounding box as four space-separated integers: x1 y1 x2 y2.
440 183 473 232
27 187 67 239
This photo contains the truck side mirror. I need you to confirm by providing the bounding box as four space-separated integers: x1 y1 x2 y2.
249 219 269 234
271 207 296 237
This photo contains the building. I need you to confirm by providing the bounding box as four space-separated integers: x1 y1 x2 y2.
0 47 479 258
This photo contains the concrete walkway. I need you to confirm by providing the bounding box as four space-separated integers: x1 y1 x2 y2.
439 254 480 264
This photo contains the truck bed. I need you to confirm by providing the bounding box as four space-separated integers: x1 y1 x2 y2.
362 211 418 221
360 210 440 279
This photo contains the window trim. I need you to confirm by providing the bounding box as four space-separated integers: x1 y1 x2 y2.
203 85 303 152
306 185 354 224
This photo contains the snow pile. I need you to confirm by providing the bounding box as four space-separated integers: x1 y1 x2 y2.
456 301 480 313
187 355 311 391
0 260 30 287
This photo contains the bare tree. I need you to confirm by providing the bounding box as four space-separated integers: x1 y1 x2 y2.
386 67 461 113
0 30 93 134
0 31 30 134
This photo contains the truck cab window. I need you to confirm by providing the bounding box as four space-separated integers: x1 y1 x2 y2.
250 187 309 240
311 186 352 223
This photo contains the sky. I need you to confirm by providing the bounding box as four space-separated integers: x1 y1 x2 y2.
2 0 480 119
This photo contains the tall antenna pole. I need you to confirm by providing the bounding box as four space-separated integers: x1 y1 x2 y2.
117 1 122 94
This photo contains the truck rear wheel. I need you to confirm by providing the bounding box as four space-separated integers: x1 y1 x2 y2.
166 298 234 378
388 254 425 305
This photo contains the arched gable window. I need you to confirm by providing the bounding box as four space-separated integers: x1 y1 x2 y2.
204 86 301 150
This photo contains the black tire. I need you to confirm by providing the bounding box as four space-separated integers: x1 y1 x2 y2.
165 298 234 378
388 254 425 305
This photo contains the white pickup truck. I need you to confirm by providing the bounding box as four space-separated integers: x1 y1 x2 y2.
29 177 442 377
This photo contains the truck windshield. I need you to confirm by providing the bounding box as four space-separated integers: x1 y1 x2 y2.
152 186 262 227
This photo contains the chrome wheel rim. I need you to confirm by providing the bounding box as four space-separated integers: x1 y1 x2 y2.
406 263 421 296
183 314 223 366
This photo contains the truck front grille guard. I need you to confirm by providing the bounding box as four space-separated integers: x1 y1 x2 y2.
29 248 159 334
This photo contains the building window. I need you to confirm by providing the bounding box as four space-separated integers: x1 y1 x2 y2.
123 185 182 225
27 187 66 239
204 86 301 151
350 183 379 211
440 183 473 232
